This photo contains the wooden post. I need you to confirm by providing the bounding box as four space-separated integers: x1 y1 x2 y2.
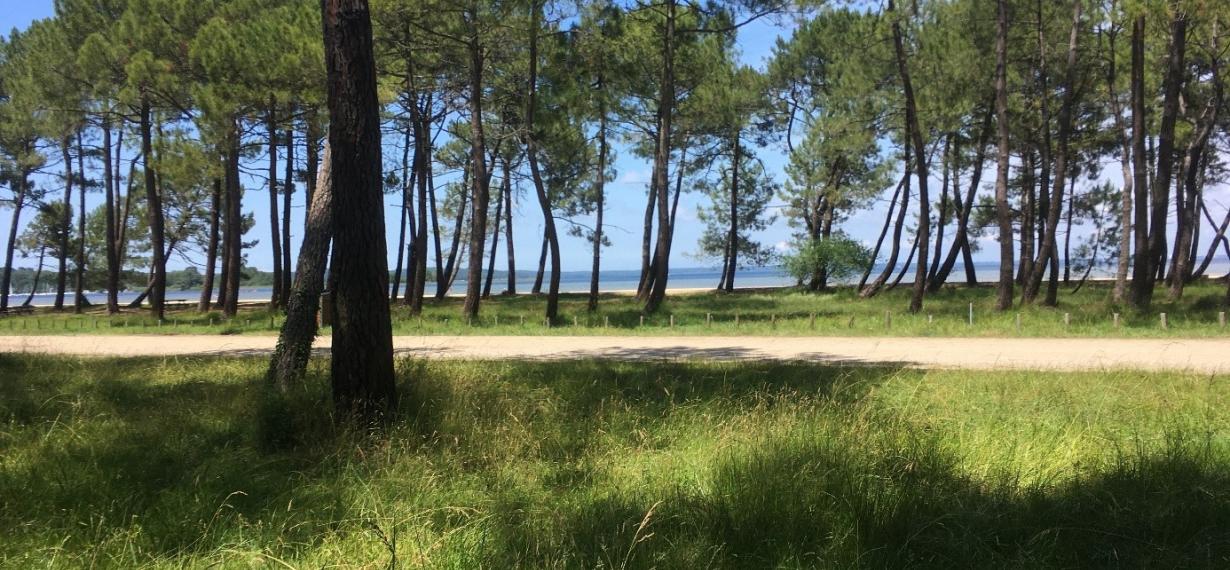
706 312 711 327
1113 313 1120 328
494 314 499 326
1160 313 1168 330
968 303 974 326
884 310 891 329
604 316 609 329
770 314 776 329
519 315 524 327
1015 313 1021 332
574 315 579 328
809 313 816 329
735 313 740 326
639 315 644 327
927 314 933 325
1219 312 1226 328
670 314 674 328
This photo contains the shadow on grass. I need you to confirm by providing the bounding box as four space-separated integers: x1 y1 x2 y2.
2 354 1229 567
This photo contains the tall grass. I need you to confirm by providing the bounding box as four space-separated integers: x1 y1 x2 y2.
2 355 1229 567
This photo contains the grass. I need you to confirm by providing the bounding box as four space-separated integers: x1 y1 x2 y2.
2 354 1230 567
3 280 1229 339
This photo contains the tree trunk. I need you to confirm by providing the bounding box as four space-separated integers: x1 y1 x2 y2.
140 96 166 321
859 173 906 290
223 120 243 317
102 120 120 314
890 0 930 313
391 124 411 302
409 103 430 314
199 177 222 312
483 158 506 299
1026 0 1081 307
504 154 516 296
73 131 88 311
438 164 468 300
588 103 606 311
322 0 397 420
930 104 992 291
532 237 547 294
861 145 912 298
524 1 560 321
1147 9 1186 299
636 177 656 296
282 124 294 302
269 143 333 391
0 170 27 311
54 138 73 310
266 98 284 309
1106 20 1135 303
643 0 676 314
724 129 740 292
1169 23 1219 299
1128 14 1152 308
927 134 950 287
22 247 46 307
461 9 493 321
994 0 1014 310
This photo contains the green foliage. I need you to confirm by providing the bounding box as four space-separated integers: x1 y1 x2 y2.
780 235 871 287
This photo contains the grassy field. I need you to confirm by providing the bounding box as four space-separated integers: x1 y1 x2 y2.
2 354 1229 567
3 280 1228 338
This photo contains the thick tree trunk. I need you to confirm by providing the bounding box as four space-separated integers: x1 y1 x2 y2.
198 177 222 312
1018 151 1036 287
322 0 397 420
269 144 333 391
532 237 547 294
994 0 1014 310
890 0 930 313
1128 15 1152 308
1169 27 1219 299
1145 8 1186 303
54 138 73 310
140 96 166 321
266 99 284 309
461 9 494 321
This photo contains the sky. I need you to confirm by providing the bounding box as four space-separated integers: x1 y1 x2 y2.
2 2 1227 279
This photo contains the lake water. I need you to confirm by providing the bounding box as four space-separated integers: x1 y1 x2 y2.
14 260 1230 307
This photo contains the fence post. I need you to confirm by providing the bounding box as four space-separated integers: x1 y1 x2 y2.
639 315 644 327
1063 313 1070 328
1015 313 1021 332
1160 313 1168 330
604 316 609 329
884 310 891 329
706 313 712 327
1113 313 1120 328
670 314 674 328
968 303 974 327
1219 312 1226 329
809 313 816 330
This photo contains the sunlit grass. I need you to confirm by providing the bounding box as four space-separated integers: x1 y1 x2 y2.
2 355 1229 567
3 280 1228 338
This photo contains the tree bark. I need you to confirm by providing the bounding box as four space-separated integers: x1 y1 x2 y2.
409 101 430 313
269 143 334 391
930 104 992 291
322 0 397 420
140 95 166 321
1105 18 1134 303
1128 14 1151 308
1 168 28 311
73 131 88 311
861 144 912 298
859 172 906 290
504 154 516 296
266 98 284 309
1146 8 1186 302
198 176 222 312
102 120 120 314
588 104 607 311
282 124 294 302
994 0 1014 311
461 6 494 321
890 0 930 313
524 1 560 322
54 138 73 310
724 129 740 292
1025 0 1082 307
438 163 468 300
223 119 243 317
391 124 411 302
643 0 676 314
1169 22 1219 300
483 158 506 299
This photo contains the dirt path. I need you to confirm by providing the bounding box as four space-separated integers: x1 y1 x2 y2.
1 334 1226 373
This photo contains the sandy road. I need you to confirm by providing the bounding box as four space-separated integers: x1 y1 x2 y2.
0 334 1227 373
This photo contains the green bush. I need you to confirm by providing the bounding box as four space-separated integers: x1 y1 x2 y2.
781 235 871 287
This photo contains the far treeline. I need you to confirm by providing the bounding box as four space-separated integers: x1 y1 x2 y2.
2 0 1229 325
